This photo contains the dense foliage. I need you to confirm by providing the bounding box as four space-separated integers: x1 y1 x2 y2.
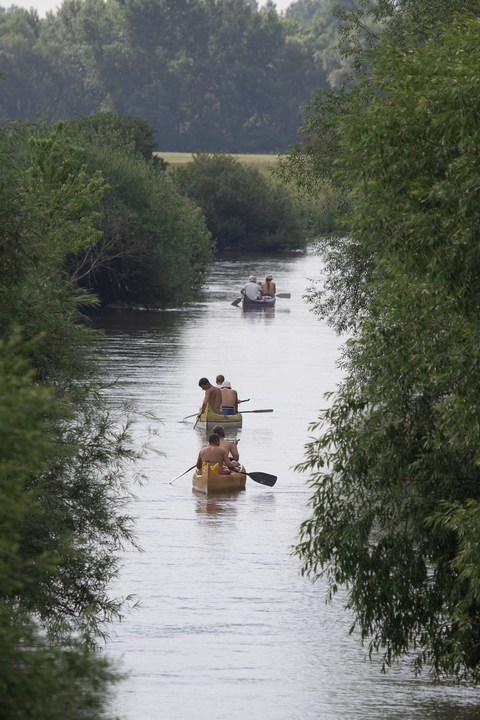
0 123 139 717
0 0 351 153
292 4 480 681
172 153 306 253
61 114 213 306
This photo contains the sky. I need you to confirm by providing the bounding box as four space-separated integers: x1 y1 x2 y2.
1 0 293 17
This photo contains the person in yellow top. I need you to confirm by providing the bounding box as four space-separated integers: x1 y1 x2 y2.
196 433 237 475
260 274 276 297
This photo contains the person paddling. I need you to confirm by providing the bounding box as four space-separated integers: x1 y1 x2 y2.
220 380 239 415
211 424 241 469
240 275 262 301
196 433 236 475
197 377 222 416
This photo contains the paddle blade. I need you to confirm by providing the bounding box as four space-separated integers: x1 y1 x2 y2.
276 293 291 298
245 471 277 487
231 297 242 307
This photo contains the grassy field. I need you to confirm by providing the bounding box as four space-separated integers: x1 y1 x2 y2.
155 151 280 174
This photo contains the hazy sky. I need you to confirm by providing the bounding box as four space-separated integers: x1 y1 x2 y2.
1 0 293 17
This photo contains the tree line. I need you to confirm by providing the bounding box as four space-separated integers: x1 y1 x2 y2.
284 0 480 682
0 0 356 153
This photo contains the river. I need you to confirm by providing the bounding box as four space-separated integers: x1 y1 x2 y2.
93 252 480 720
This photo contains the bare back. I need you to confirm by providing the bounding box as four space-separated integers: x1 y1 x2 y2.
198 444 229 465
220 387 238 411
197 444 234 474
204 385 222 414
219 437 239 462
261 280 276 296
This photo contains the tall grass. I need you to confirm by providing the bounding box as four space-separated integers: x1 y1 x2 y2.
155 151 280 175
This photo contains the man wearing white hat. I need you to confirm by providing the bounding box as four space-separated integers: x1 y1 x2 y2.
220 380 239 415
240 275 262 301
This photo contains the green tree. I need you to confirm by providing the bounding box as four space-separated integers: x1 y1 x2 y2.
0 336 122 720
61 116 213 306
295 14 480 680
0 123 139 715
172 153 306 252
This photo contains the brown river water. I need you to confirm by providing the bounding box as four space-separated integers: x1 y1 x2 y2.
92 252 480 720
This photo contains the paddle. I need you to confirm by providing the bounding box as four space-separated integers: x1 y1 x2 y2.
194 407 270 426
179 399 250 423
240 409 273 414
169 464 196 484
232 294 289 306
169 464 277 487
240 470 277 487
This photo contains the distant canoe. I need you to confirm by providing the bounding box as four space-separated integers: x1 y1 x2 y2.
197 405 242 429
242 294 276 310
193 463 246 494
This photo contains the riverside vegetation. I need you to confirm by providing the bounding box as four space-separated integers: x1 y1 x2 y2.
3 1 480 717
283 0 480 683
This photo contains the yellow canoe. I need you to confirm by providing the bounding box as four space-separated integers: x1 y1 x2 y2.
192 464 246 494
197 405 242 428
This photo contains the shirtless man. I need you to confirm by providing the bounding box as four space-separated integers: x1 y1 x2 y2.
219 381 239 415
211 425 240 469
196 433 236 475
198 377 222 415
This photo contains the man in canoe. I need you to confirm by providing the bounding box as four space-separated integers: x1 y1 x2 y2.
219 380 239 415
240 275 262 301
198 377 222 415
196 433 237 475
211 425 241 470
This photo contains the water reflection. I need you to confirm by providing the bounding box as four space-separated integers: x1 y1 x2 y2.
193 493 243 517
241 306 275 322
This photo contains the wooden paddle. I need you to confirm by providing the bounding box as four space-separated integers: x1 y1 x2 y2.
240 409 273 414
241 470 277 487
231 296 243 306
194 407 269 426
169 465 277 487
169 464 197 484
179 399 250 423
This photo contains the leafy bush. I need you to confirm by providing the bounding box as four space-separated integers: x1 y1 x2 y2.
171 153 307 253
0 123 138 715
61 117 213 307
